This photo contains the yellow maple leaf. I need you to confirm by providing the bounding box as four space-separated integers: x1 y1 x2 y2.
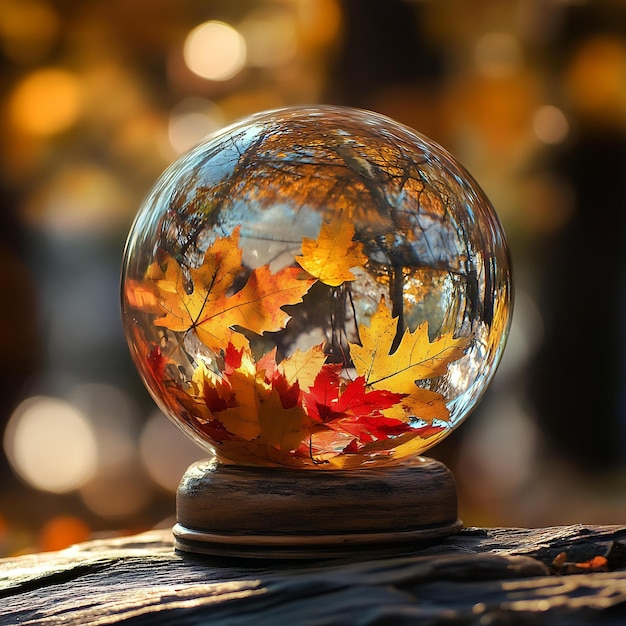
349 299 470 421
193 347 312 453
257 388 312 453
296 214 367 286
146 228 315 352
278 343 327 391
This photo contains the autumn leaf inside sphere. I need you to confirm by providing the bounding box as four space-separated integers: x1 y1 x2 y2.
121 105 512 469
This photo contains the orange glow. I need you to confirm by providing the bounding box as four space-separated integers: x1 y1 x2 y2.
8 68 83 136
296 0 341 51
39 516 91 552
448 72 540 154
565 36 626 122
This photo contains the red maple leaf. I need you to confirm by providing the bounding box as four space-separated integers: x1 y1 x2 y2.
342 439 359 454
303 366 406 424
223 343 243 375
270 374 301 409
301 365 412 447
302 365 342 422
147 344 166 382
328 414 413 444
333 376 407 418
198 417 231 442
203 383 231 413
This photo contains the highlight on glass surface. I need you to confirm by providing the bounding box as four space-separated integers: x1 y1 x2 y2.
121 105 512 469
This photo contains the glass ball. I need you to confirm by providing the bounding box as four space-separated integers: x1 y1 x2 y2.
121 106 512 470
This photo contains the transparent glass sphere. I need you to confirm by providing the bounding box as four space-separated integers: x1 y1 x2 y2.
121 106 512 469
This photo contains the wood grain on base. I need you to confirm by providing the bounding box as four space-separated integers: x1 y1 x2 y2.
175 456 460 557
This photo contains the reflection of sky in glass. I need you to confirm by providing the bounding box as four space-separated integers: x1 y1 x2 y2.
202 199 322 270
240 202 320 270
191 143 240 191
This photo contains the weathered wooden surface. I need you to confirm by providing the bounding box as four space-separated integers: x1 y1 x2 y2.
1 525 625 625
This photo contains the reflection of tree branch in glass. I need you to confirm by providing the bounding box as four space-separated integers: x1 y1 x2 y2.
121 106 511 469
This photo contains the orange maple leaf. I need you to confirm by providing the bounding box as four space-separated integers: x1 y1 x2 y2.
296 214 367 286
349 299 470 421
144 227 315 352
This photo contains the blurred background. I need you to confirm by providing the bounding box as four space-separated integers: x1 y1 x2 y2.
1 0 626 556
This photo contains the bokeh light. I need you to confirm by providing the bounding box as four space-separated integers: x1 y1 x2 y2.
4 397 98 494
183 21 246 81
8 68 83 136
532 105 570 144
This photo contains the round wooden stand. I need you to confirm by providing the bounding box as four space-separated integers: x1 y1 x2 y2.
174 457 461 558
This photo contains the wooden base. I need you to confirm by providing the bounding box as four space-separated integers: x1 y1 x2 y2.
174 457 461 558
